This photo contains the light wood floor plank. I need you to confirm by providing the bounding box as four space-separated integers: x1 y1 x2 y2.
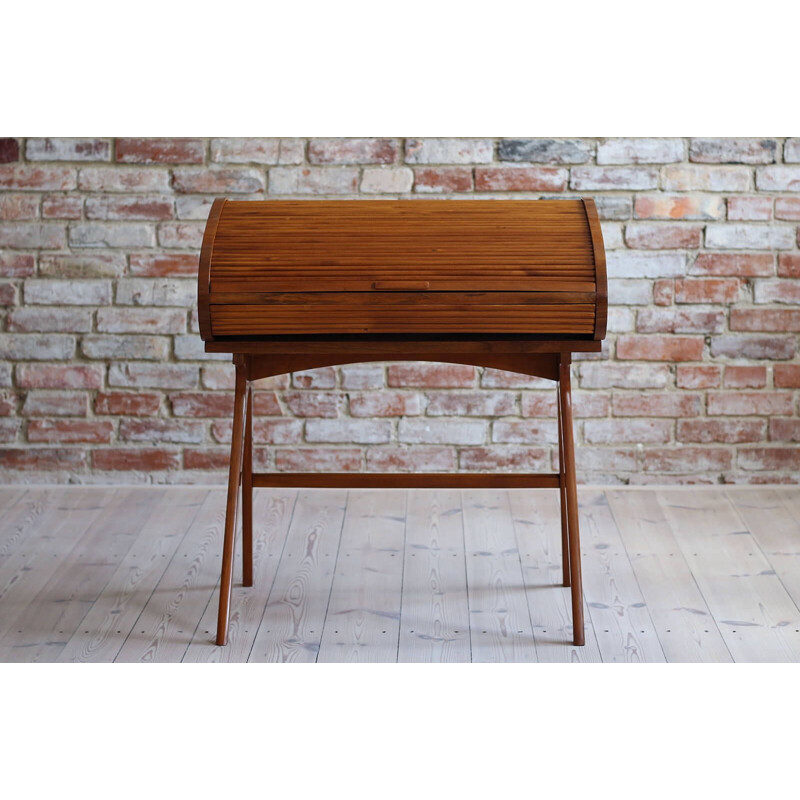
398 491 471 663
0 489 68 563
606 490 732 663
317 491 406 662
59 489 208 662
658 489 800 663
248 490 347 662
462 489 537 662
508 490 602 662
182 490 297 662
0 488 25 512
114 490 227 663
578 490 666 663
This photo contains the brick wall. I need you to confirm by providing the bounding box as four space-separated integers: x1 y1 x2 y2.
1 137 799 484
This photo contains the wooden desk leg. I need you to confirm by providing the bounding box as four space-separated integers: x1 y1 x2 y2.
558 355 585 647
557 387 571 588
216 361 248 646
242 382 254 587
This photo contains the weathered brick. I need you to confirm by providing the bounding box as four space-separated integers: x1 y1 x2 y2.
0 447 86 470
96 307 186 334
405 139 493 164
0 138 20 163
201 364 238 391
0 194 39 220
728 197 773 221
724 366 766 388
78 167 170 192
157 222 204 248
306 419 391 444
637 304 723 336
708 392 794 416
738 448 799 471
116 138 205 164
360 168 414 194
705 223 794 250
617 335 703 361
643 447 732 473
0 165 76 190
22 391 87 416
0 253 34 277
41 195 83 219
663 165 751 192
731 308 800 331
690 138 776 164
340 364 384 390
116 278 195 307
598 138 684 164
82 335 169 360
606 251 686 278
210 138 281 164
492 419 557 444
85 194 173 220
119 418 204 444
570 167 658 190
609 279 652 305
769 419 800 441
755 166 800 192
426 391 515 417
17 364 102 389
773 365 800 388
573 448 638 472
634 194 724 220
268 167 356 195
28 419 114 444
481 370 549 389
366 446 456 472
775 198 800 221
69 223 155 248
212 418 300 445
349 392 419 417
613 393 700 417
691 253 773 277
24 279 111 306
785 140 800 162
6 308 92 333
0 223 66 249
129 253 199 277
579 362 670 389
174 196 215 220
653 279 674 305
625 223 702 249
676 365 721 389
0 334 75 360
172 167 264 194
27 138 110 162
276 448 362 472
413 167 473 193
309 138 397 164
183 448 229 470
594 196 632 220
520 392 610 418
292 368 335 389
600 223 624 249
285 391 341 417
0 282 17 306
753 280 800 304
92 448 181 471
95 391 161 416
398 418 485 445
497 139 593 164
39 253 125 278
678 419 765 444
674 278 741 304
172 335 227 361
710 335 795 360
475 166 567 192
388 363 476 388
778 255 800 278
459 446 548 472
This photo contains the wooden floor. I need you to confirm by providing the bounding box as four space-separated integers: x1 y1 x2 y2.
2 485 800 662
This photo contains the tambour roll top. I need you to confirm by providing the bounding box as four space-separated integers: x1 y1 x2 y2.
198 198 607 342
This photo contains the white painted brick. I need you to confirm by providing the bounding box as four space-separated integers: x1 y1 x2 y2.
405 138 493 164
81 335 170 360
26 138 110 161
398 418 486 445
69 223 156 248
360 168 414 194
115 278 196 307
607 306 635 332
579 362 670 389
598 138 684 164
606 251 686 278
608 279 653 305
24 280 111 305
0 334 75 360
705 224 795 250
269 167 358 194
663 166 752 192
756 166 800 191
305 419 391 444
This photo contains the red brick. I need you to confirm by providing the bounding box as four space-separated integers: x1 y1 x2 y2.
27 419 114 444
291 368 335 389
492 419 558 444
0 391 16 415
22 392 87 416
0 138 20 163
769 419 800 442
0 165 76 190
520 393 610 418
0 282 16 306
172 168 264 194
41 195 83 219
95 392 161 416
253 392 282 415
691 253 773 277
653 279 674 305
347 391 421 417
643 447 732 473
773 365 800 388
637 307 724 334
212 418 302 445
0 194 39 220
617 335 704 361
724 366 766 388
625 223 702 249
366 446 456 472
86 195 173 220
17 364 103 389
0 253 35 277
707 392 794 416
308 138 397 164
474 166 567 192
731 308 800 332
738 448 799 471
426 391 514 417
676 365 721 389
388 363 476 388
184 448 229 470
116 138 205 164
778 255 800 278
727 197 773 220
413 168 473 193
129 253 199 277
677 419 765 444
613 393 701 417
634 194 724 220
285 391 341 417
170 392 234 417
92 448 180 470
0 447 86 470
0 419 20 442
775 198 800 221
78 167 170 193
675 278 741 304
459 446 548 471
275 447 362 472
